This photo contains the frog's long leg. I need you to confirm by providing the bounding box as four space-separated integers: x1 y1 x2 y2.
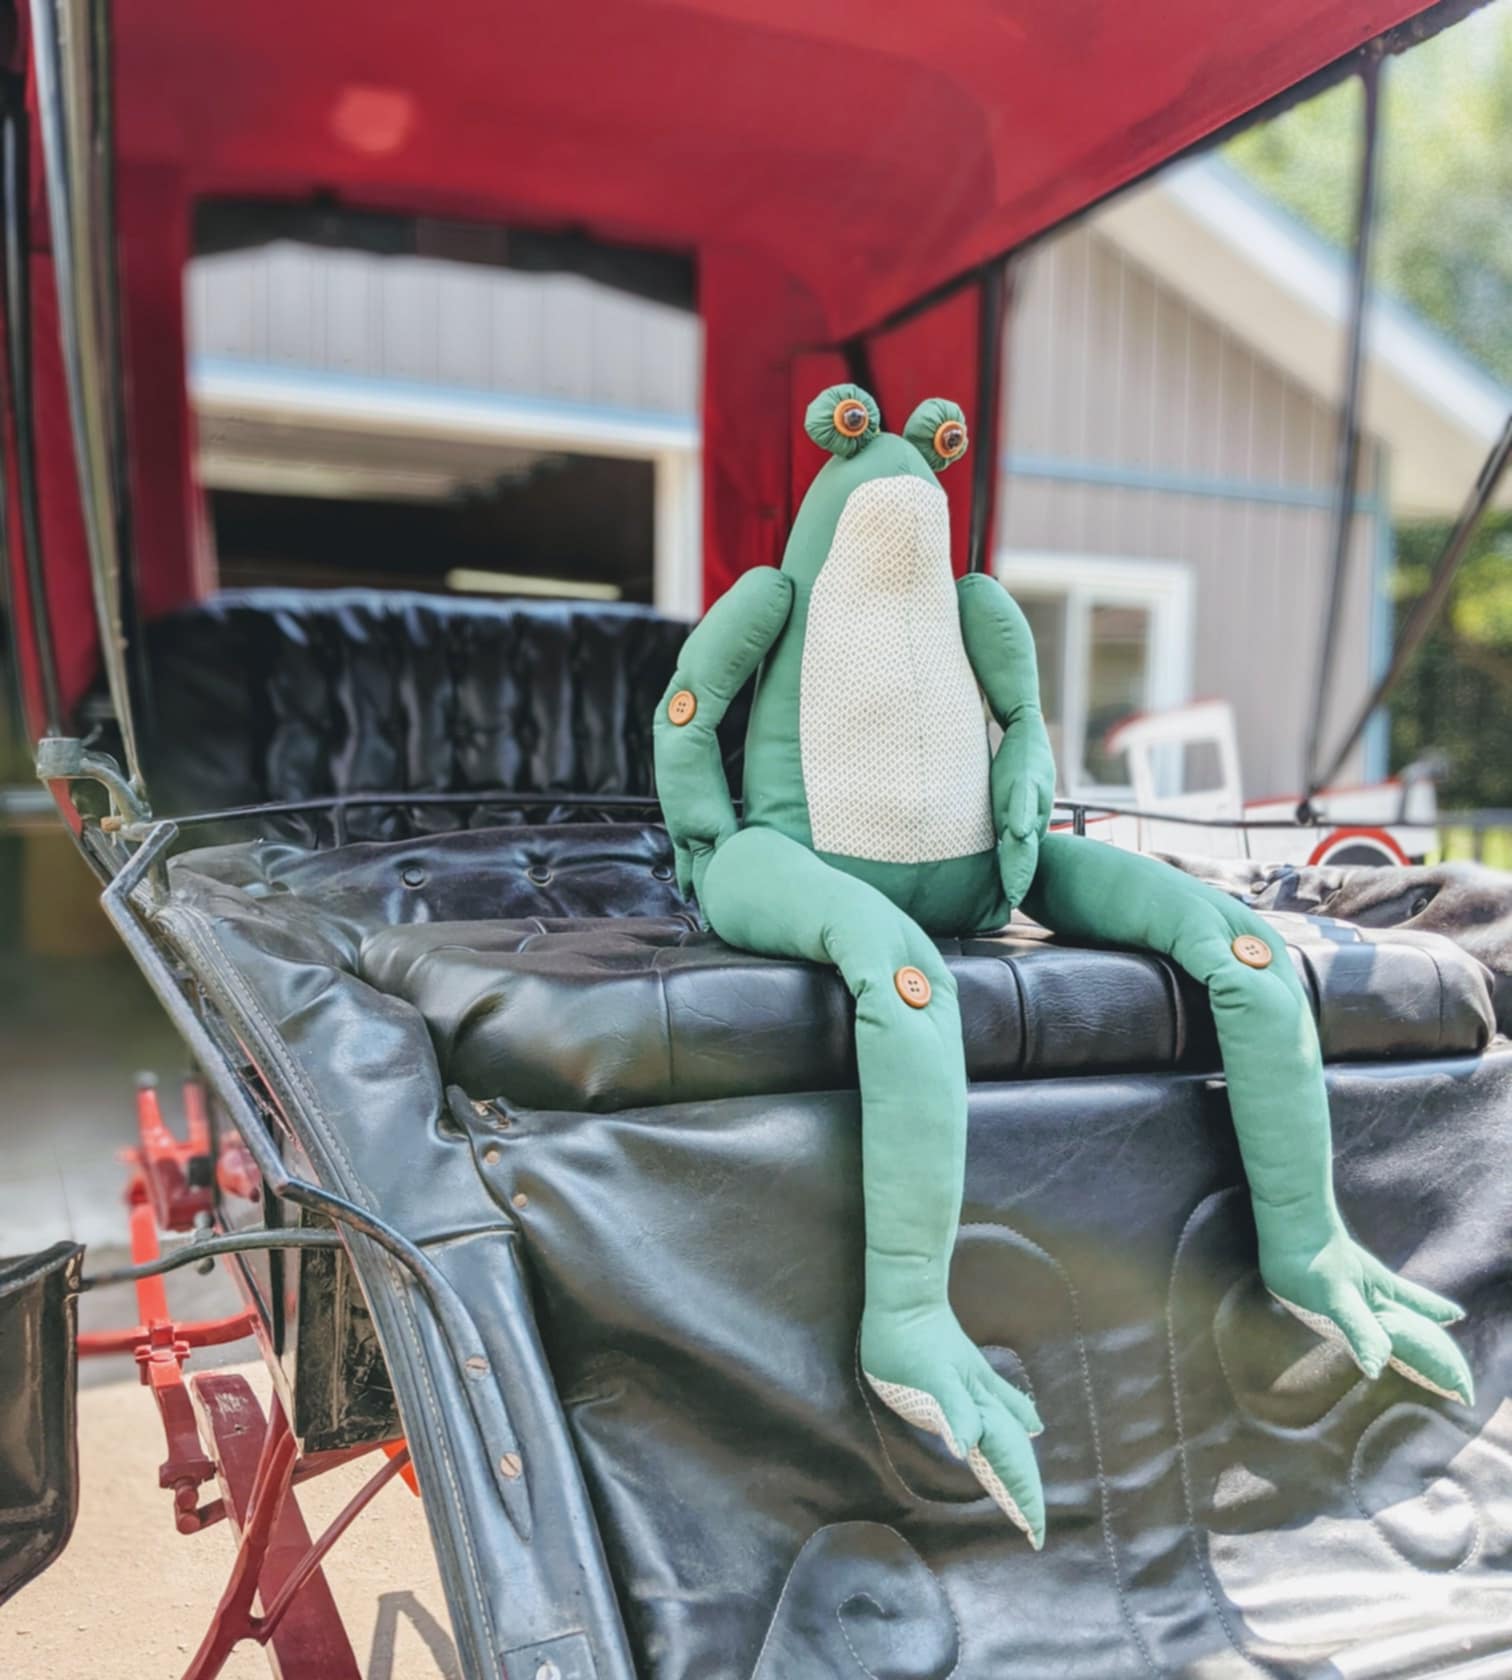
1023 833 1473 1405
653 566 793 896
700 824 1047 1546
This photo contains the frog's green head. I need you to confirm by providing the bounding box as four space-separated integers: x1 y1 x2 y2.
781 383 968 583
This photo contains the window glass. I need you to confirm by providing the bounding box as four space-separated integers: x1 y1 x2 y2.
1083 603 1149 785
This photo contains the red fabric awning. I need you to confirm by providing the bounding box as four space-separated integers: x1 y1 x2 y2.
112 0 1431 345
10 0 1442 728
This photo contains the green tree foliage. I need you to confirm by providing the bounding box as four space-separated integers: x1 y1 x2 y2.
1227 6 1512 385
1389 514 1512 812
1228 7 1512 811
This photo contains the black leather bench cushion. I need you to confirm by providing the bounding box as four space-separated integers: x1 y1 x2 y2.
359 912 1497 1110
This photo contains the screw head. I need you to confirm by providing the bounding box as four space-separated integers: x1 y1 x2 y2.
464 1355 489 1378
499 1452 522 1479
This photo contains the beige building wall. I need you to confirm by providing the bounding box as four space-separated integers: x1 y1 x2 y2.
1001 223 1384 803
189 229 1388 803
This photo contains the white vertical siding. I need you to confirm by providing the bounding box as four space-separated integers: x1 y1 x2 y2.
1003 224 1383 800
188 243 702 417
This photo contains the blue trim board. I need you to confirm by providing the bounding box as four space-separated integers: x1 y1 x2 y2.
1003 450 1384 516
191 355 700 445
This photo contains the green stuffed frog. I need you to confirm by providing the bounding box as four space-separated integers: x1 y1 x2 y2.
654 383 1472 1550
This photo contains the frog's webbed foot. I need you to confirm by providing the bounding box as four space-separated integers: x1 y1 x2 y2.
861 1310 1046 1548
1263 1232 1473 1405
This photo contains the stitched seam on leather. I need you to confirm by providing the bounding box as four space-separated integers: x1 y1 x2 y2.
166 903 497 1650
836 1592 886 1680
749 1527 963 1680
1209 1274 1365 1440
855 1224 1160 1677
1165 1191 1279 1678
1346 1412 1483 1576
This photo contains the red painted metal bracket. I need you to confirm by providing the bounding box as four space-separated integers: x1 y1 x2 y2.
183 1374 403 1680
78 1070 414 1675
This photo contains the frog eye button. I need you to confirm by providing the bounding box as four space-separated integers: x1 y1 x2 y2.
805 383 880 457
834 397 872 438
904 397 969 471
933 418 968 461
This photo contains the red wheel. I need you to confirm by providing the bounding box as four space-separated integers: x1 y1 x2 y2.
1307 826 1408 868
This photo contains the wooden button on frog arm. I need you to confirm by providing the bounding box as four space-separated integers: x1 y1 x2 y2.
653 383 1473 1550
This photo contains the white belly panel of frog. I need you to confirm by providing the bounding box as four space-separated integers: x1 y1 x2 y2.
799 474 995 864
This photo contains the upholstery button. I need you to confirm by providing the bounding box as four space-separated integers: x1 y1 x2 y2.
482 1145 502 1166
894 965 932 1008
651 862 674 881
400 865 426 888
667 689 697 726
527 864 553 886
1232 934 1273 969
512 1192 529 1210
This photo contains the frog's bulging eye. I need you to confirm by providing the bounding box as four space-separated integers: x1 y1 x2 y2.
804 382 880 457
904 397 969 472
933 419 968 461
834 398 871 438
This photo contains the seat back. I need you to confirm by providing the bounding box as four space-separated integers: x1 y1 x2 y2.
108 589 735 844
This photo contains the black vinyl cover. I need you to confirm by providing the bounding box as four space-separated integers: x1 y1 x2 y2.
0 1243 81 1609
145 823 1512 1678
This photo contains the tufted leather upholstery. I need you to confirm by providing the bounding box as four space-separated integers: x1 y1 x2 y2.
114 590 746 843
155 823 1512 1676
358 913 1496 1112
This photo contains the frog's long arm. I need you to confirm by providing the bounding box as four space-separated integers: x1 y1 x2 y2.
699 823 1047 1545
956 574 1058 910
653 566 793 895
1024 832 1473 1405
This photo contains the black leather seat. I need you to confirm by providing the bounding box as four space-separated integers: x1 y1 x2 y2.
358 912 1496 1111
110 589 745 842
159 819 1512 1677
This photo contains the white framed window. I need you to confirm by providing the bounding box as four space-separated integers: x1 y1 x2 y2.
994 553 1194 799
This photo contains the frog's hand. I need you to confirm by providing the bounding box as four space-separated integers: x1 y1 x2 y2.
957 574 1057 909
654 566 793 892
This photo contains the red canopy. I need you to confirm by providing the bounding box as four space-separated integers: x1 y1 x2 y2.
9 0 1441 728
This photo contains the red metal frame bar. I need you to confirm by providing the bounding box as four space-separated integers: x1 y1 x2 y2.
82 1070 417 1675
256 1445 412 1644
182 1376 366 1680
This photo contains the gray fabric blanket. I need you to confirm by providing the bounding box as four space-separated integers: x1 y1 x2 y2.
1159 855 1512 1036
